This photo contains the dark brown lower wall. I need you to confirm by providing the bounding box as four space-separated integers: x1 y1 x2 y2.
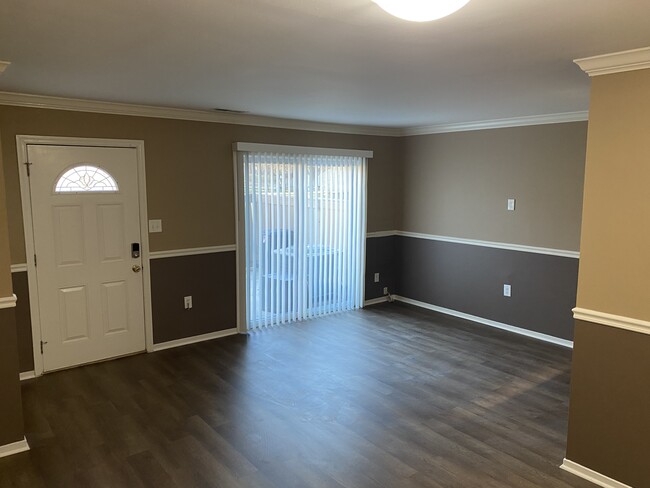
12 272 33 373
566 320 650 487
12 252 237 361
0 306 25 446
150 251 237 344
365 236 398 301
396 236 579 340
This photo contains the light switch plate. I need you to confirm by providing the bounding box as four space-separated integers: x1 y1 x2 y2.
503 284 512 297
374 273 380 283
149 219 163 233
507 198 516 211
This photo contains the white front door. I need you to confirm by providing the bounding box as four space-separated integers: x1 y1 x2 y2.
27 144 146 372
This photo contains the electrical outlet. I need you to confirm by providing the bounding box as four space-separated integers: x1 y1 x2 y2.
503 284 511 297
184 296 192 310
374 273 380 283
383 287 388 295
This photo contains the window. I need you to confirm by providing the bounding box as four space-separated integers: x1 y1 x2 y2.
236 143 372 331
54 165 119 193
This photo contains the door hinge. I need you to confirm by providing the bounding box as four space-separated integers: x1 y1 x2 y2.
40 340 48 354
25 161 32 177
34 254 37 267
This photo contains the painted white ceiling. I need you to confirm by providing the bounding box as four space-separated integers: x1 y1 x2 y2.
1 0 650 128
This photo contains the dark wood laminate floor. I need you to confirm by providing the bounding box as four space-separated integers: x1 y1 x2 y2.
0 303 592 488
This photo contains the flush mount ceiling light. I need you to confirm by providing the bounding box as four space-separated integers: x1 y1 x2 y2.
372 0 470 22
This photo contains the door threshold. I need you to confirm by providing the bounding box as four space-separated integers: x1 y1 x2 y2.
42 349 146 375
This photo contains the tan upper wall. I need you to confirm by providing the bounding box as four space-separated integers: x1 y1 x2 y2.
0 106 401 264
400 123 587 251
0 135 13 297
576 70 650 320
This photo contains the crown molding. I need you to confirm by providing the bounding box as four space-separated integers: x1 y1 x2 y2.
402 111 589 136
0 90 590 137
0 61 10 74
0 91 402 137
575 46 650 77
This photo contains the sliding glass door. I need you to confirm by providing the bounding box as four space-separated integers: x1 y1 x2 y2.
235 144 371 331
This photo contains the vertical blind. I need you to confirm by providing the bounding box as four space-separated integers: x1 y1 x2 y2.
242 150 368 330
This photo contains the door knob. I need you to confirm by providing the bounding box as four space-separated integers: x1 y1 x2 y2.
132 265 142 273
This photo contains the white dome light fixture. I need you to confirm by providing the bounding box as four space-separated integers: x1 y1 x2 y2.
372 0 471 22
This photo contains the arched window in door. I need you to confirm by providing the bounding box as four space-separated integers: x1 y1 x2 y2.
54 165 119 193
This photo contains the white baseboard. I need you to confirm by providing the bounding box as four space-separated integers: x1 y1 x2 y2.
152 328 239 352
19 371 36 381
561 459 633 488
0 437 30 459
364 296 390 306
393 295 573 348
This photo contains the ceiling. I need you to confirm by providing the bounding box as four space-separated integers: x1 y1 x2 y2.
1 0 650 129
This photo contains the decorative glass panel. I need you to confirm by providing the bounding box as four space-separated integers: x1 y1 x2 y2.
55 165 119 193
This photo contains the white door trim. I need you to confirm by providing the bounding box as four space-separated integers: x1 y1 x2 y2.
16 135 154 377
233 149 246 334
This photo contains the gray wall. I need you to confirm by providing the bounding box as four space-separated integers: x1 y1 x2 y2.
391 122 587 340
401 123 587 251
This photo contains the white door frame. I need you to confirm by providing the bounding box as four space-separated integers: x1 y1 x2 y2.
16 135 155 376
232 149 247 334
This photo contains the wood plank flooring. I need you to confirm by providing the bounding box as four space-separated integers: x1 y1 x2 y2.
0 303 592 487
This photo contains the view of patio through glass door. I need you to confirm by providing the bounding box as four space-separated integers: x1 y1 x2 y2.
239 146 370 330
